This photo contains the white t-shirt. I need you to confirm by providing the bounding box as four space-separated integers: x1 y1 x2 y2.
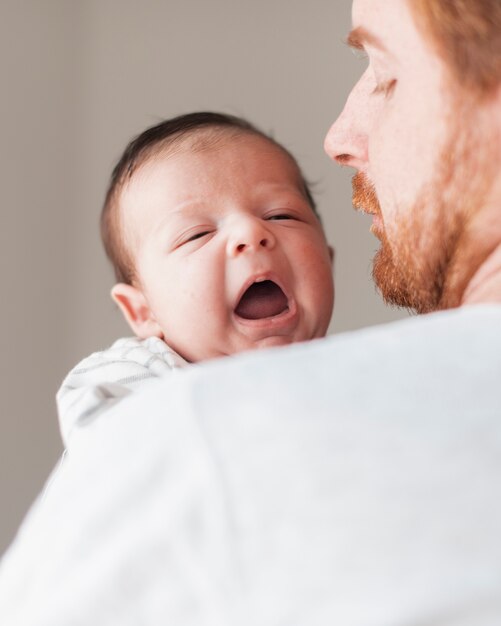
1 305 501 626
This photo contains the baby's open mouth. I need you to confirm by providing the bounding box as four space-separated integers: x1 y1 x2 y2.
235 280 289 320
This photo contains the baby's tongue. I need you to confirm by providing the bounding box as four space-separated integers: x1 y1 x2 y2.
235 280 288 320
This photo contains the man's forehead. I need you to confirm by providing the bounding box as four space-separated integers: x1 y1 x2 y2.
352 0 399 27
349 0 427 60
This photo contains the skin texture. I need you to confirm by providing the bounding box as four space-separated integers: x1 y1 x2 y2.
111 134 334 362
324 0 501 313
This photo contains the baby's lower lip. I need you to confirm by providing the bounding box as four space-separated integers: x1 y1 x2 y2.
233 305 290 323
232 299 298 331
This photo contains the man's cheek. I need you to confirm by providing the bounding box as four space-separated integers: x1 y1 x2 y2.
371 138 422 216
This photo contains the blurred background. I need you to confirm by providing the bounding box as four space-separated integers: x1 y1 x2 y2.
0 0 407 556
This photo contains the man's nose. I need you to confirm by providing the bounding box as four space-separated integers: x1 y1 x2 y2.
226 216 276 257
324 68 372 170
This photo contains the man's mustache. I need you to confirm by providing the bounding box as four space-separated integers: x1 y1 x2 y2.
352 172 382 216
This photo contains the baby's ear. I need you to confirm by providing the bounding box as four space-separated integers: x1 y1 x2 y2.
111 283 163 339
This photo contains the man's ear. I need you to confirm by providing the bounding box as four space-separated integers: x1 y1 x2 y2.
111 283 163 339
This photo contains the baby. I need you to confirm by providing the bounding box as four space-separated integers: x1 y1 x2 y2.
57 112 334 444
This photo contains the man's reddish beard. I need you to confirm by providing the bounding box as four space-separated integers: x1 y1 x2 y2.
351 110 496 315
352 172 431 311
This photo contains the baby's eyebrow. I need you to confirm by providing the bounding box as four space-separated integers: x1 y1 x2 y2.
149 207 198 238
152 203 214 237
169 201 206 216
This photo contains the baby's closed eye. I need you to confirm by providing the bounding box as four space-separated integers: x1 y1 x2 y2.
186 230 212 242
266 213 295 221
174 226 215 248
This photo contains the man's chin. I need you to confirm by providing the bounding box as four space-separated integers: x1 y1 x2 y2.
372 242 442 314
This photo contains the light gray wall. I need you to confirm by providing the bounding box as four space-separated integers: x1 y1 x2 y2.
0 0 407 556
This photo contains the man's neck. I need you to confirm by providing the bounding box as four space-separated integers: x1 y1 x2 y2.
462 242 501 305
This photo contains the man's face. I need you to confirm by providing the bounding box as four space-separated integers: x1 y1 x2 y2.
117 133 334 362
324 0 496 312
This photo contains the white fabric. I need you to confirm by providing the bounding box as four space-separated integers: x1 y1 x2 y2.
57 336 187 447
1 305 501 625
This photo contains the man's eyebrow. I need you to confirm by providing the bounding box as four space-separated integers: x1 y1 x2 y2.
346 26 387 52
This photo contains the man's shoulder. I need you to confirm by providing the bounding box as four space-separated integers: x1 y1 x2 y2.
308 304 501 364
333 302 499 338
326 304 501 357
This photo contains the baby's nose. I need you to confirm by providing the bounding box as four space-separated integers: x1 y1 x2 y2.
226 217 276 257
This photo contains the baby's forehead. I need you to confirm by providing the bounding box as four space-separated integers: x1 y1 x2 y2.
126 131 304 197
142 128 299 171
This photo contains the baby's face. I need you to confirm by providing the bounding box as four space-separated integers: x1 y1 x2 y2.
117 133 334 362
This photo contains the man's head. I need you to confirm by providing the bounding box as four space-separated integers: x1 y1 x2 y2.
102 112 334 362
324 0 501 313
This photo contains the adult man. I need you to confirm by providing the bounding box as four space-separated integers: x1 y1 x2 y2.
325 0 501 313
0 1 500 624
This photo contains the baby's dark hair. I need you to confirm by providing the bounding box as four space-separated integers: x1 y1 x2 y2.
101 111 318 285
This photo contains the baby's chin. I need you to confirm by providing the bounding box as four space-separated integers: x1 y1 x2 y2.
245 335 299 350
174 322 329 362
227 332 319 357
184 336 296 363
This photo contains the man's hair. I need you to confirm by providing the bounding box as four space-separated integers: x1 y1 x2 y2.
101 111 318 285
411 0 501 94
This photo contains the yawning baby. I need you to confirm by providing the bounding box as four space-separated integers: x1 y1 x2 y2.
57 112 334 445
